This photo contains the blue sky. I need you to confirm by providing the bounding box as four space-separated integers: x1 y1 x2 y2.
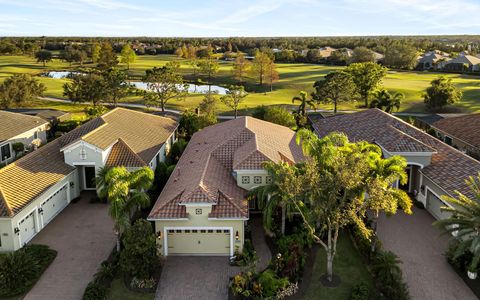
1 0 480 37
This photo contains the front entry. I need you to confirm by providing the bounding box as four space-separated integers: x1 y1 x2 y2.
165 228 231 256
84 166 96 190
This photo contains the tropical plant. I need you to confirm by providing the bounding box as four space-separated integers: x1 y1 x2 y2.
83 281 107 300
370 89 404 113
96 166 154 251
434 175 480 273
371 251 410 300
292 91 316 117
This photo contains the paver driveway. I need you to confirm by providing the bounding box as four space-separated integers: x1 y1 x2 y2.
24 192 115 300
155 257 239 300
377 207 476 300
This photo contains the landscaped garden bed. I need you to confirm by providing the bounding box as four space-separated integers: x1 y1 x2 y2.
0 244 57 299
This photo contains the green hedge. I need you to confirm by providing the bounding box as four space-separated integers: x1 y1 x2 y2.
0 244 57 298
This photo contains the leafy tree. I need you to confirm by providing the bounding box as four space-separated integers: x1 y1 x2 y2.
178 110 201 140
35 50 52 67
142 63 188 112
423 76 462 111
350 47 375 63
0 74 45 109
312 71 357 113
96 166 154 251
188 59 199 76
91 42 101 63
61 46 87 65
198 58 219 80
232 53 251 83
345 62 387 107
97 42 118 70
220 85 248 118
306 49 321 63
174 46 184 58
120 219 158 279
120 43 136 69
102 68 130 106
384 43 418 70
292 91 316 117
434 175 480 274
84 105 109 119
63 73 107 106
250 51 272 85
329 48 350 65
265 61 279 92
263 106 296 128
370 89 404 113
198 91 218 127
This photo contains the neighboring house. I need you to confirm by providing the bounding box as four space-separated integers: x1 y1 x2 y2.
148 117 304 257
0 110 49 164
319 46 337 59
0 108 178 252
310 109 480 221
417 50 451 70
429 113 480 159
414 113 466 131
443 54 480 72
4 108 71 123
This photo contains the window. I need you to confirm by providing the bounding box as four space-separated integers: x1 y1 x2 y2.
0 144 11 161
200 230 206 233
241 176 250 184
175 229 182 233
34 131 38 139
195 208 202 215
444 136 453 146
216 229 222 233
207 229 213 233
223 229 229 233
184 230 191 233
168 230 175 234
192 230 198 233
266 176 273 184
254 176 262 184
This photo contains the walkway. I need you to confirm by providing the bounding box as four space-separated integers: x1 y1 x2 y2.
250 216 273 271
25 192 116 300
377 207 476 300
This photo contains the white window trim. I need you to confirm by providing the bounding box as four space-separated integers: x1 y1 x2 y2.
0 142 12 162
163 226 234 257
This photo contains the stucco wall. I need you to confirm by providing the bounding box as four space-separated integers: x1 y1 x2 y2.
153 204 245 256
0 124 48 164
416 173 450 207
0 170 79 252
235 170 271 190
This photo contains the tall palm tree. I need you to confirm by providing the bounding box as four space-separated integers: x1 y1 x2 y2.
292 91 316 117
96 166 154 251
370 89 404 113
434 175 480 275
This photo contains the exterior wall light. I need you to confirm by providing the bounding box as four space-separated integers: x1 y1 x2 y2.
156 231 162 240
235 230 240 241
14 227 20 235
38 208 44 214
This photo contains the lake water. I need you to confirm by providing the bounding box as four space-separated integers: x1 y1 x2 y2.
43 71 228 95
131 82 228 95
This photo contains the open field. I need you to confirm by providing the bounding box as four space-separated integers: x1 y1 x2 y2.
2 55 480 114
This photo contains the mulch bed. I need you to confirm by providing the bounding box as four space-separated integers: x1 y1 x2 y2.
449 262 480 298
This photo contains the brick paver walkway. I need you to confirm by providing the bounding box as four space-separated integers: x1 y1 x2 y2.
155 257 239 300
24 192 116 300
377 207 476 300
250 216 272 271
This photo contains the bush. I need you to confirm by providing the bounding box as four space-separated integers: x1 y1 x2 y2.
233 239 257 267
230 270 290 299
120 219 159 280
83 281 107 300
257 269 289 298
372 251 410 300
0 244 57 297
84 105 108 119
350 282 370 300
12 142 24 155
167 139 187 164
57 119 83 133
263 106 296 128
446 240 474 272
274 232 311 280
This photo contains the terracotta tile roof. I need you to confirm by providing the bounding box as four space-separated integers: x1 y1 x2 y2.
0 110 48 142
105 138 147 168
431 113 480 149
310 109 480 199
0 116 104 217
149 117 304 220
0 108 177 217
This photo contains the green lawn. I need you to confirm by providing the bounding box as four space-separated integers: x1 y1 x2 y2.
106 278 154 300
2 54 480 114
303 234 374 300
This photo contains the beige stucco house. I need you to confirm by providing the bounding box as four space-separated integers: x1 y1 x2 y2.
148 117 304 257
0 110 49 165
310 109 480 221
0 108 177 252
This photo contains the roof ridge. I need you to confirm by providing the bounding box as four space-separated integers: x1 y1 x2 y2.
0 110 47 124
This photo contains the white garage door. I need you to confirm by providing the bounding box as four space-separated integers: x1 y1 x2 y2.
19 211 36 245
426 190 452 220
41 185 68 226
166 229 231 256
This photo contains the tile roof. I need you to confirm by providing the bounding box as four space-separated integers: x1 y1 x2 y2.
0 108 177 217
0 110 48 142
431 113 480 149
149 117 304 220
310 109 480 199
105 138 147 168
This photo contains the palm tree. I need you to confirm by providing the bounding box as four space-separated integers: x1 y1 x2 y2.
96 166 154 251
370 89 404 113
292 91 316 117
434 175 480 275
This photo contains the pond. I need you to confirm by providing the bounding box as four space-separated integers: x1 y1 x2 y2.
43 71 79 79
131 82 228 95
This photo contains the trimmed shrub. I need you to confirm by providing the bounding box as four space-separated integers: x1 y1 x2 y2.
350 282 370 300
372 251 410 300
83 281 107 300
57 119 83 133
